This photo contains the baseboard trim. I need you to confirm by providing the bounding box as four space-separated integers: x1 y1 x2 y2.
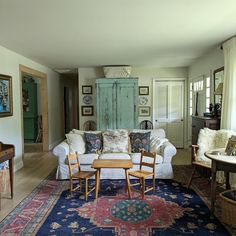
14 160 24 172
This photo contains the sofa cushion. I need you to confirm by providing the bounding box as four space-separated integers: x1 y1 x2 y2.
84 132 102 154
65 153 99 165
103 129 129 153
65 133 86 154
99 153 131 160
130 132 151 153
130 153 163 164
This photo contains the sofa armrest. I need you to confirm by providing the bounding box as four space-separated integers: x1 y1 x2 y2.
52 141 69 164
159 141 177 163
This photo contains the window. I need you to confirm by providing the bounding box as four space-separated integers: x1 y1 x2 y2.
189 82 193 115
205 76 210 112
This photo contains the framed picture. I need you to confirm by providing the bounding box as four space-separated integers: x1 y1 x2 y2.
82 85 92 94
0 74 13 117
81 106 94 116
139 86 149 95
225 136 236 156
138 106 150 117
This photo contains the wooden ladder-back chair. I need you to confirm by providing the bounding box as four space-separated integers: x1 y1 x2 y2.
67 152 96 200
128 149 156 199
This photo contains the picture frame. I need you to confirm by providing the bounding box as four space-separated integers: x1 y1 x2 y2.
138 106 150 117
82 85 92 94
81 106 94 116
225 136 236 156
0 74 13 117
139 86 149 95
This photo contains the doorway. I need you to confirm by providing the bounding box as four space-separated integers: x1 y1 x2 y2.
22 74 42 152
153 79 184 148
61 72 78 133
19 65 49 153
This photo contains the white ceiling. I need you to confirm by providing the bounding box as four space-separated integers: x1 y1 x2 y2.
0 0 236 69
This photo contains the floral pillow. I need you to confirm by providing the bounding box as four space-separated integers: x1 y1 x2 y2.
103 129 129 153
84 132 102 154
130 132 151 153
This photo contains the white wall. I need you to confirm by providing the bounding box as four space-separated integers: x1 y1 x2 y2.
78 66 188 131
78 67 103 130
0 45 63 171
187 46 224 144
188 47 224 79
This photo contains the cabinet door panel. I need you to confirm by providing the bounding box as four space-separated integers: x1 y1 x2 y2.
116 82 138 129
96 82 116 130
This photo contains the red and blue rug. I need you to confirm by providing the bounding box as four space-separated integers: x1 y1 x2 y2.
0 172 231 236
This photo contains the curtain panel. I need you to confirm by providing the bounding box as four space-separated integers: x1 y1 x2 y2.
222 37 236 131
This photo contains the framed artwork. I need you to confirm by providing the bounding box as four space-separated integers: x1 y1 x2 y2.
139 86 149 95
81 106 94 116
0 74 13 117
225 136 236 156
82 85 92 94
138 106 150 117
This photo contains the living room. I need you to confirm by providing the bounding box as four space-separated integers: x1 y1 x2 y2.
0 1 236 235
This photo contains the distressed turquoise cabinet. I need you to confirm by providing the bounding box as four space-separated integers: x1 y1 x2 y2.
96 78 138 130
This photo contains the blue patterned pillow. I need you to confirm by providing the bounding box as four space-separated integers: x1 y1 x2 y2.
84 132 102 154
130 132 151 153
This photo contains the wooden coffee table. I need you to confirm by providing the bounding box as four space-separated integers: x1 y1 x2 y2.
91 159 133 199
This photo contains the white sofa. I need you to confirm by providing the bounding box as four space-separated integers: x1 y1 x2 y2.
53 129 177 180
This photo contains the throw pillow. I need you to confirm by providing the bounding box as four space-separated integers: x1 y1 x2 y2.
66 133 86 154
130 132 151 153
103 129 129 153
84 132 102 154
150 137 169 154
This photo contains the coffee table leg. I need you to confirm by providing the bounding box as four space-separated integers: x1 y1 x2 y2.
125 169 131 199
95 169 100 199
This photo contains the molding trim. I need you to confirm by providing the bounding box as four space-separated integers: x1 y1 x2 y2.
14 160 24 172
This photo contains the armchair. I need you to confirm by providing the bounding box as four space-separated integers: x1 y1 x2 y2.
187 128 236 188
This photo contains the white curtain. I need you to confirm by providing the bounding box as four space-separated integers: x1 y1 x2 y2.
221 37 236 131
222 37 236 187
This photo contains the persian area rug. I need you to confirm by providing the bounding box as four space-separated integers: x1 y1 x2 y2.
0 169 231 236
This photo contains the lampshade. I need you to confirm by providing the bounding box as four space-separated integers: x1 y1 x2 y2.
214 82 223 95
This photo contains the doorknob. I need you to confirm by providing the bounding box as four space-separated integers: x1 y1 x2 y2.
155 120 158 122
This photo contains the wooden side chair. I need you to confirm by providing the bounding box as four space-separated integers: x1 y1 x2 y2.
67 152 96 200
128 150 156 199
187 144 211 188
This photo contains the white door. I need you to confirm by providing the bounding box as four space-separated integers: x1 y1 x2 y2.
153 80 184 148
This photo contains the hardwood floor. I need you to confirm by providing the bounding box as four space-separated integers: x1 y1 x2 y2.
0 150 57 221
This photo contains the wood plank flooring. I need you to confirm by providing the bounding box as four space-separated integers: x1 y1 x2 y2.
0 150 57 221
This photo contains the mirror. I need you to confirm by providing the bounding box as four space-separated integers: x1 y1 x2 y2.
214 67 224 104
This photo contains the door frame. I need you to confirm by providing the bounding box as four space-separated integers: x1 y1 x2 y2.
19 65 49 152
152 78 187 148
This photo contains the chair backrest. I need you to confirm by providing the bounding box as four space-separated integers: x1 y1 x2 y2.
140 149 156 173
139 120 153 129
67 152 80 177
